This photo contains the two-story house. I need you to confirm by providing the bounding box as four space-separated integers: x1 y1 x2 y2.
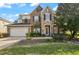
8 5 58 37
0 17 11 34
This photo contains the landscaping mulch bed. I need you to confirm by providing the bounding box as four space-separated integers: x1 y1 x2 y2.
16 39 52 46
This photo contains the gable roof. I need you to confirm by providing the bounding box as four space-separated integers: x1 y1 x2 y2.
19 5 54 16
0 17 11 23
41 6 54 13
7 23 31 27
31 5 43 14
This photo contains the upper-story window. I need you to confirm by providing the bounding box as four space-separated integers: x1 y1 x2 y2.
18 15 30 23
33 15 40 22
24 19 28 23
44 13 52 21
23 19 30 24
18 19 22 23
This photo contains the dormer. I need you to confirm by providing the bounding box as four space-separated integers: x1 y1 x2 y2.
18 14 30 24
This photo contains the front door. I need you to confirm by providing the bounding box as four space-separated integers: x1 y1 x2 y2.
45 25 50 36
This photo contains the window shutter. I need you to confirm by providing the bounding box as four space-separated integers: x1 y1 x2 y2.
50 14 52 20
44 14 45 20
39 16 41 21
33 16 34 22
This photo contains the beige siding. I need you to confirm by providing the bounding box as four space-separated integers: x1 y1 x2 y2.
10 5 58 36
0 20 10 33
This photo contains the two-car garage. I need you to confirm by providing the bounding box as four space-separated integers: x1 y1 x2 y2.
8 23 31 37
10 27 29 36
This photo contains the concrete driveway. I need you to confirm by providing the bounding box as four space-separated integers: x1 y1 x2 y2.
0 37 52 50
0 37 25 50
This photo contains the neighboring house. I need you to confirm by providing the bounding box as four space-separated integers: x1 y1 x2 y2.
8 5 58 37
0 17 11 34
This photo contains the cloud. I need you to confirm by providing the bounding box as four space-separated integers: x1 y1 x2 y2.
53 5 58 11
14 14 19 17
24 12 28 14
0 13 28 22
30 3 40 7
0 3 26 8
0 3 12 8
1 13 19 22
17 3 26 7
0 0 61 3
1 13 6 16
20 12 29 16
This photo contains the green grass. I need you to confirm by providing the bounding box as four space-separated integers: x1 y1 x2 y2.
0 42 79 55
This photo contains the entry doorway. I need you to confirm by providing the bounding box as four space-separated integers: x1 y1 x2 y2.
45 25 50 36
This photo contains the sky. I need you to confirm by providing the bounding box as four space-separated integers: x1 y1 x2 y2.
0 3 58 22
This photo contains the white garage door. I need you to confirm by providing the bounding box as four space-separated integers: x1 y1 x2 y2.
10 27 29 36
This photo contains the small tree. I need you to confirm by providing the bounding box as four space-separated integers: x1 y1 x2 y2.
67 16 79 40
55 3 79 40
54 15 68 35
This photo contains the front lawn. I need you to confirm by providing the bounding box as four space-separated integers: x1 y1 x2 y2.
0 42 79 55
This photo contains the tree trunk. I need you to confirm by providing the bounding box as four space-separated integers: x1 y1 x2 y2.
58 27 60 34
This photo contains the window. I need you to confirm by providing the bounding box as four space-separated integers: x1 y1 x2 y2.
44 13 51 21
21 15 30 23
22 19 29 24
24 19 28 23
34 16 39 22
34 28 40 33
18 20 22 23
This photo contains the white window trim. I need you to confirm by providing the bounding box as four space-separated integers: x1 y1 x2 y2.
45 13 50 21
34 28 40 33
34 15 39 22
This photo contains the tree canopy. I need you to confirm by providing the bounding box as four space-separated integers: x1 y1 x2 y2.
55 3 79 40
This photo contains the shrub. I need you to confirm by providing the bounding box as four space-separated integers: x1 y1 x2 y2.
26 33 32 40
53 34 68 42
46 39 53 42
26 31 42 40
0 33 9 38
0 33 3 38
41 34 46 37
26 31 41 37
